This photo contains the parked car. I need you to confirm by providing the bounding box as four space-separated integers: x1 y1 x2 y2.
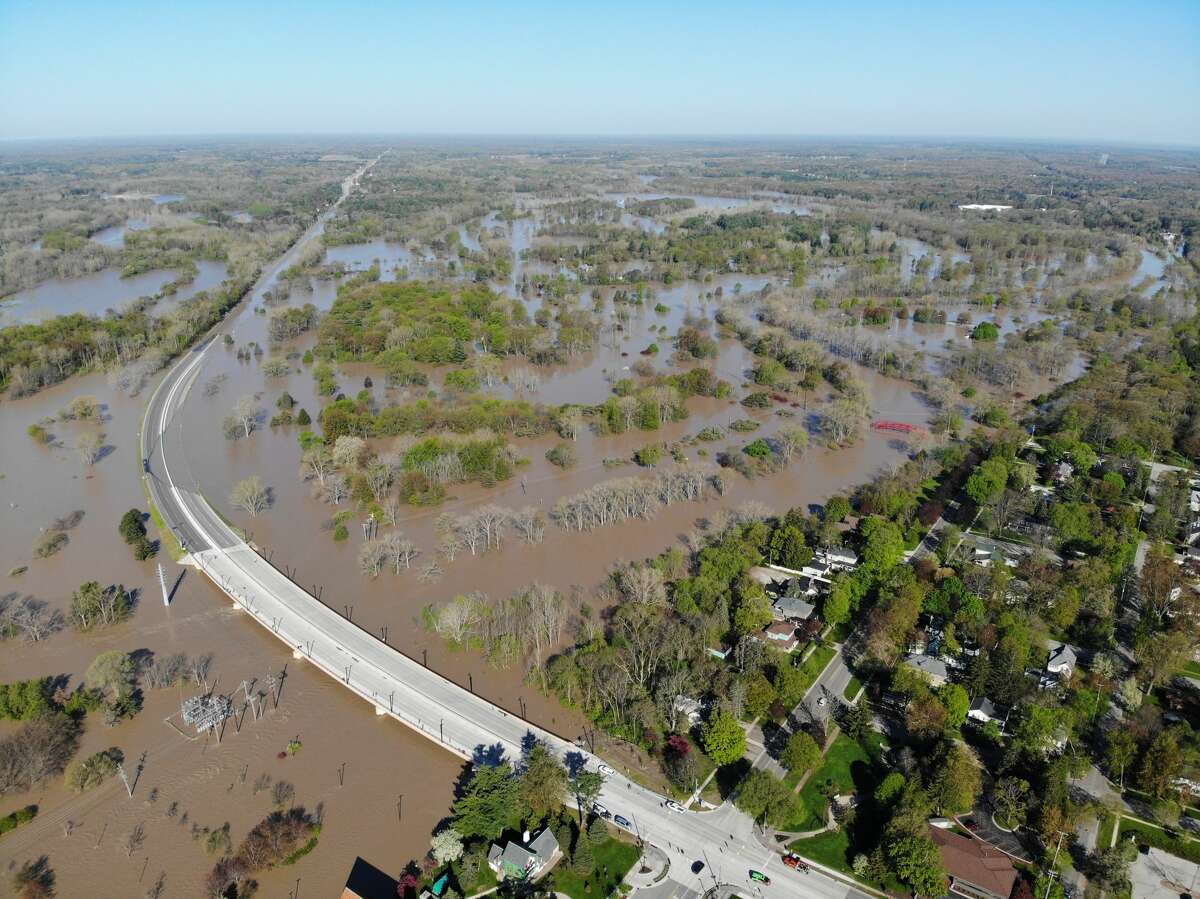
614 814 632 829
749 870 771 884
782 854 809 872
592 803 611 819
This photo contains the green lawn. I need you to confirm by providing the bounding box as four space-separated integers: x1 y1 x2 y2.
789 828 852 870
842 677 862 701
784 731 885 833
788 829 904 893
548 837 641 899
1097 813 1116 851
1183 659 1200 679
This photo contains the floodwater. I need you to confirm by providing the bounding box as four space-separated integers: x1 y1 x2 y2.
0 190 976 894
0 369 463 897
603 191 812 216
91 218 151 248
0 261 230 327
1132 248 1167 295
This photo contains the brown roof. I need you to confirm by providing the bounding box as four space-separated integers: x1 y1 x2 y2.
929 826 1018 899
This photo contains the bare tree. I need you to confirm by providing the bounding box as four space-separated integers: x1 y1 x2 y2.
513 507 546 544
775 424 809 462
3 598 63 643
364 462 392 502
300 446 334 486
382 533 419 572
433 594 481 644
230 477 271 516
77 430 105 466
124 822 146 857
320 474 349 505
357 539 387 578
232 395 262 439
621 565 667 607
332 436 367 471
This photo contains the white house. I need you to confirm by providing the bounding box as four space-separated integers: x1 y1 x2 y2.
1045 641 1077 681
673 695 704 726
487 829 560 880
967 696 1000 726
820 547 860 570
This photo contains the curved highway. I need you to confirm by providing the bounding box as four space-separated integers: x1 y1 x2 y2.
138 158 867 899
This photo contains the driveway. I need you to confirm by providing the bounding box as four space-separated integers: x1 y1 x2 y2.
1130 847 1200 899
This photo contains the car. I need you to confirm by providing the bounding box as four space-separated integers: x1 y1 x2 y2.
691 861 705 875
749 870 771 885
782 854 809 872
592 803 611 819
664 800 686 813
597 763 616 777
613 814 632 829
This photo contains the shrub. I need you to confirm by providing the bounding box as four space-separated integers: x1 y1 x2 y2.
546 443 577 469
34 531 68 558
65 749 121 792
633 444 662 467
0 804 37 836
741 392 772 408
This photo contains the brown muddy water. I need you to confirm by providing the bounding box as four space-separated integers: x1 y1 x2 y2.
0 198 937 895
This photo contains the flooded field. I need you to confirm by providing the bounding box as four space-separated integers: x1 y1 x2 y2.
0 260 230 326
0 185 1104 893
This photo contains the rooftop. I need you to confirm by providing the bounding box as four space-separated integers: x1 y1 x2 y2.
930 826 1018 899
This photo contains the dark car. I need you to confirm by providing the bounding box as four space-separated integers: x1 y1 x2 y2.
614 814 632 829
691 861 705 875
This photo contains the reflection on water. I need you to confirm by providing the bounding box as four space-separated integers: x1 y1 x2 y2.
1 261 227 326
90 217 151 248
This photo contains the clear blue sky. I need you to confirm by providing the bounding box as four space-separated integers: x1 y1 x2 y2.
2 0 1198 145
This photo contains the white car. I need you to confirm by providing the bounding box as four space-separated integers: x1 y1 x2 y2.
592 802 611 819
664 800 686 813
597 763 616 777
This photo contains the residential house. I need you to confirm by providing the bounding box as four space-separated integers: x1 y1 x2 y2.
772 594 816 622
706 642 733 661
1045 641 1077 681
971 536 1023 569
967 697 1000 727
487 829 561 880
757 621 800 653
673 695 704 727
902 653 949 687
929 826 1018 899
1052 461 1074 483
820 547 860 570
342 858 400 899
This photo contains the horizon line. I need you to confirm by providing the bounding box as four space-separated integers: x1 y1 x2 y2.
2 130 1198 153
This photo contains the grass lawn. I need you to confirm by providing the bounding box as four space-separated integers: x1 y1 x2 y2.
784 731 885 832
435 855 498 896
789 829 852 870
548 837 641 899
1183 659 1200 679
842 677 862 701
1097 813 1116 851
788 829 905 893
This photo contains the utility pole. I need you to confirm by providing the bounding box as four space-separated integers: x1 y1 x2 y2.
157 564 170 607
1043 830 1069 899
